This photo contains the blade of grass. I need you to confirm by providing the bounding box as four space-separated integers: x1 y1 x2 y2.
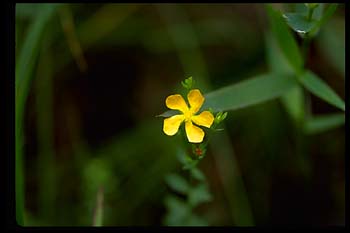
35 32 56 223
15 3 58 225
305 113 345 134
309 4 338 37
202 73 297 112
299 70 345 111
265 4 303 74
265 31 305 124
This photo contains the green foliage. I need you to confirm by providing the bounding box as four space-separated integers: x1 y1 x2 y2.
283 13 317 34
15 4 58 226
163 196 191 226
266 5 303 73
305 113 345 134
202 73 297 112
214 111 228 125
299 71 345 111
165 174 190 195
309 4 338 37
190 168 205 181
265 31 305 124
181 76 194 90
188 183 212 207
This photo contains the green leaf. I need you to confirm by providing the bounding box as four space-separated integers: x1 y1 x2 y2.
15 4 58 226
305 113 345 134
310 4 338 37
266 4 303 73
265 31 294 74
165 174 190 194
190 167 205 181
283 13 317 34
265 31 305 123
202 73 297 112
188 183 212 207
163 195 190 226
181 76 194 90
281 85 305 123
299 71 345 111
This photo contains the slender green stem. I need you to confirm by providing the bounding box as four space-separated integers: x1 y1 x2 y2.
307 7 315 21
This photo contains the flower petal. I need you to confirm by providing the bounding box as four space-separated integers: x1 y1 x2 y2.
188 89 204 114
185 121 205 143
163 114 185 136
166 94 189 113
191 111 214 128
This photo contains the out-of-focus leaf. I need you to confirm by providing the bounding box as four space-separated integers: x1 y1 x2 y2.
265 32 305 123
299 71 345 111
16 4 59 88
190 167 205 181
281 86 305 123
266 4 303 73
165 174 190 195
305 113 345 134
310 4 338 37
283 13 317 33
15 4 58 226
265 31 294 74
202 73 297 112
188 183 212 207
163 196 190 226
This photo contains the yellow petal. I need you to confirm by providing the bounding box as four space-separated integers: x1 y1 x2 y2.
187 89 204 114
163 114 185 136
166 94 189 113
185 121 205 143
191 111 214 128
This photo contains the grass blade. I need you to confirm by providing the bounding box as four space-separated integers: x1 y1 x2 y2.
305 113 345 134
266 4 303 74
15 3 58 225
299 71 345 111
202 73 297 112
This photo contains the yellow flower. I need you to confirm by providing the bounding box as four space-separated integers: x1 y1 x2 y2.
163 89 214 143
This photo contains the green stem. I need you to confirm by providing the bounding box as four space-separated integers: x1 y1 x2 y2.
307 7 315 21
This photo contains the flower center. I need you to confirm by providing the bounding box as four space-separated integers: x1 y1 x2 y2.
183 110 193 122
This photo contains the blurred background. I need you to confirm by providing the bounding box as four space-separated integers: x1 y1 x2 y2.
15 3 345 226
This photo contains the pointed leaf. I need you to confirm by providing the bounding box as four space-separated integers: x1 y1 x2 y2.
266 5 303 73
299 71 345 111
305 113 345 134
